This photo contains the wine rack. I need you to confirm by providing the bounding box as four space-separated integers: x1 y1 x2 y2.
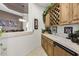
49 3 60 25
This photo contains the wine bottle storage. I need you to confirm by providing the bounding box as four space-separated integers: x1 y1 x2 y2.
50 18 56 25
50 11 59 19
49 4 60 25
49 12 59 25
50 11 59 21
50 14 59 24
51 9 60 17
50 16 58 25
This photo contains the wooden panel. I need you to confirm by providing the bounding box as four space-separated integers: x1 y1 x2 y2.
41 35 54 56
45 13 50 27
49 4 60 26
41 35 72 56
41 35 48 54
71 3 79 23
47 39 54 56
72 4 78 20
54 45 72 56
60 3 70 25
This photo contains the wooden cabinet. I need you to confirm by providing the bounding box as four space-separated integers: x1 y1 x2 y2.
54 44 72 56
41 35 77 56
41 35 48 54
41 35 54 56
45 13 50 28
59 3 71 25
47 39 54 56
60 3 79 25
54 45 65 56
71 3 79 23
44 3 79 26
49 4 60 25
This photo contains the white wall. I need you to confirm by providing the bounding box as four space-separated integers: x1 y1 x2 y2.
27 3 45 46
4 3 46 56
55 24 79 38
27 3 45 32
23 14 28 31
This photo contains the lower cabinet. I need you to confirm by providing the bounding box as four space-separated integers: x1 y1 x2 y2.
54 44 72 56
41 35 54 56
47 39 54 56
41 35 78 56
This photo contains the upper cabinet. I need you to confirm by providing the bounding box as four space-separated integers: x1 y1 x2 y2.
49 4 60 26
71 4 79 23
59 3 79 25
59 4 71 25
43 3 79 27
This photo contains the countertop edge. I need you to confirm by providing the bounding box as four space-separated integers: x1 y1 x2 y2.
42 33 79 55
0 31 33 39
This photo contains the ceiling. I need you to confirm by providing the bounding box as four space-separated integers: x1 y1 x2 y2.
4 3 28 13
36 3 50 8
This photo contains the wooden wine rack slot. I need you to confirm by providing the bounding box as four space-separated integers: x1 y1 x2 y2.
51 10 60 17
50 17 55 24
43 3 60 26
50 17 57 25
50 21 54 25
54 7 60 12
49 11 59 21
50 12 59 22
49 11 59 18
50 15 59 25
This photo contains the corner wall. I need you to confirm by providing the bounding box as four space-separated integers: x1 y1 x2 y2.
5 4 45 56
27 3 45 46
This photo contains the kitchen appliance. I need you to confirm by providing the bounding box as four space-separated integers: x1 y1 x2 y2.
67 31 79 44
64 27 79 44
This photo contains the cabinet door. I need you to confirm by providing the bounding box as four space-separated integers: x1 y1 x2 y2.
60 3 70 25
41 35 54 56
44 38 48 52
41 35 48 53
71 3 78 23
41 35 44 48
71 3 79 23
77 3 79 23
73 4 78 20
54 45 65 56
54 45 72 56
47 39 54 56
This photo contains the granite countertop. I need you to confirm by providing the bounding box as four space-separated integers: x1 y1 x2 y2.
42 33 79 55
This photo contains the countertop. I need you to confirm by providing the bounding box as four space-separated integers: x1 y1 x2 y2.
0 31 33 39
42 33 79 55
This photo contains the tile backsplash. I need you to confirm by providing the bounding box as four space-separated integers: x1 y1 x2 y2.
52 24 79 38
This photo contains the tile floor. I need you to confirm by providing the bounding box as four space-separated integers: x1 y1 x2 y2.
27 47 47 56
